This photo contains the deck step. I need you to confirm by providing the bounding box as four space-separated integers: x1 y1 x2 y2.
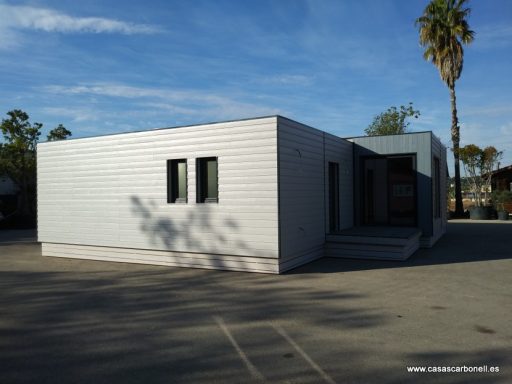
326 229 421 261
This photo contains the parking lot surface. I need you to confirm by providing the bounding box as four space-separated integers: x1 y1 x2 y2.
0 221 511 383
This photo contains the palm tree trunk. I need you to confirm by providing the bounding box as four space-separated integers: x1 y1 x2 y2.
450 84 464 216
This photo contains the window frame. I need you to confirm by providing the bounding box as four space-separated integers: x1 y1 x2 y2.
196 157 218 204
167 159 188 204
433 157 441 218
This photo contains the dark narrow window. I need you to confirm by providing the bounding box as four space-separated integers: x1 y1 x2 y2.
167 159 187 203
329 162 340 232
433 157 441 218
366 169 374 224
197 157 218 203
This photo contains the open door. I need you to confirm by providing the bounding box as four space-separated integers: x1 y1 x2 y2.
387 156 417 226
362 155 417 226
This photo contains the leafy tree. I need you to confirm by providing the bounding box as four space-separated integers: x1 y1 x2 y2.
0 109 71 222
365 103 420 136
47 124 72 141
458 144 502 207
416 0 475 216
0 110 41 217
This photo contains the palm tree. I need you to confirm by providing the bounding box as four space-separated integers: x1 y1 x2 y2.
416 0 474 216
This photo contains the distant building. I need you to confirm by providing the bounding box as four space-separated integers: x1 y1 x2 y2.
491 165 512 192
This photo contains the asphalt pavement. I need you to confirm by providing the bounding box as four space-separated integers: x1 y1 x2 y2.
0 221 511 384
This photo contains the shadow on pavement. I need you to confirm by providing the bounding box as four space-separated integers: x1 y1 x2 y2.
0 233 511 383
289 221 512 274
0 246 382 384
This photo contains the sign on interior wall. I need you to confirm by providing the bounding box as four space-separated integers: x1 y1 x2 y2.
392 184 414 197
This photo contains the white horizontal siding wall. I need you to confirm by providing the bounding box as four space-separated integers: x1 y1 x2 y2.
37 117 279 273
277 118 353 272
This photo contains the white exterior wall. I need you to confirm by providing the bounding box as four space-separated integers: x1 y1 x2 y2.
277 117 353 272
37 117 279 273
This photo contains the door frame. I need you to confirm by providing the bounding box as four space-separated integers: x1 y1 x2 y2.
360 154 418 227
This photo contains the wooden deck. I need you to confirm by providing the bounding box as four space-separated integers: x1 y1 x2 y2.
326 226 422 261
331 226 421 238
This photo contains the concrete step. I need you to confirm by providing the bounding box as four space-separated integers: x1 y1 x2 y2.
325 230 421 261
326 234 412 246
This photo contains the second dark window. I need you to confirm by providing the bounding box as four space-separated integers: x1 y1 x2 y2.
196 157 218 203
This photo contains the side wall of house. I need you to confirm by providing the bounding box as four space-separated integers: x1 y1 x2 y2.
430 134 447 247
38 117 280 273
324 132 354 231
351 132 434 240
277 117 353 272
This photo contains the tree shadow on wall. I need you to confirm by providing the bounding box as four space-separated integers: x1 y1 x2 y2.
129 196 266 272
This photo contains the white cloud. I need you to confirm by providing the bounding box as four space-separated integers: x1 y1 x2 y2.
463 104 512 118
0 4 160 46
43 83 282 122
474 24 512 49
262 74 314 86
41 107 99 123
500 122 512 136
137 102 198 116
44 84 233 105
0 26 22 49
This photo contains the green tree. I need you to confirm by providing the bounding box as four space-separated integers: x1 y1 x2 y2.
458 144 502 207
47 124 72 141
416 0 475 216
0 110 41 217
365 103 420 136
0 110 71 222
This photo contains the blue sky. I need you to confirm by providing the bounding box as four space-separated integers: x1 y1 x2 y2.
1 0 511 167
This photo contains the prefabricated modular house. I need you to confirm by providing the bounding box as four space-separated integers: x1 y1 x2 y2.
37 116 447 274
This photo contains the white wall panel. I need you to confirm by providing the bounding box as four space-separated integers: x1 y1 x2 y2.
277 117 354 271
38 117 279 272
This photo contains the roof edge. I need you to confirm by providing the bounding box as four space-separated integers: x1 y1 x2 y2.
37 115 280 145
345 131 434 140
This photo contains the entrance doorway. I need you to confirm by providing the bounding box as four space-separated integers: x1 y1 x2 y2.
362 155 417 226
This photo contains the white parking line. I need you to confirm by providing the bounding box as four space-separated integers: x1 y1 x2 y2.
213 316 265 381
274 325 337 384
